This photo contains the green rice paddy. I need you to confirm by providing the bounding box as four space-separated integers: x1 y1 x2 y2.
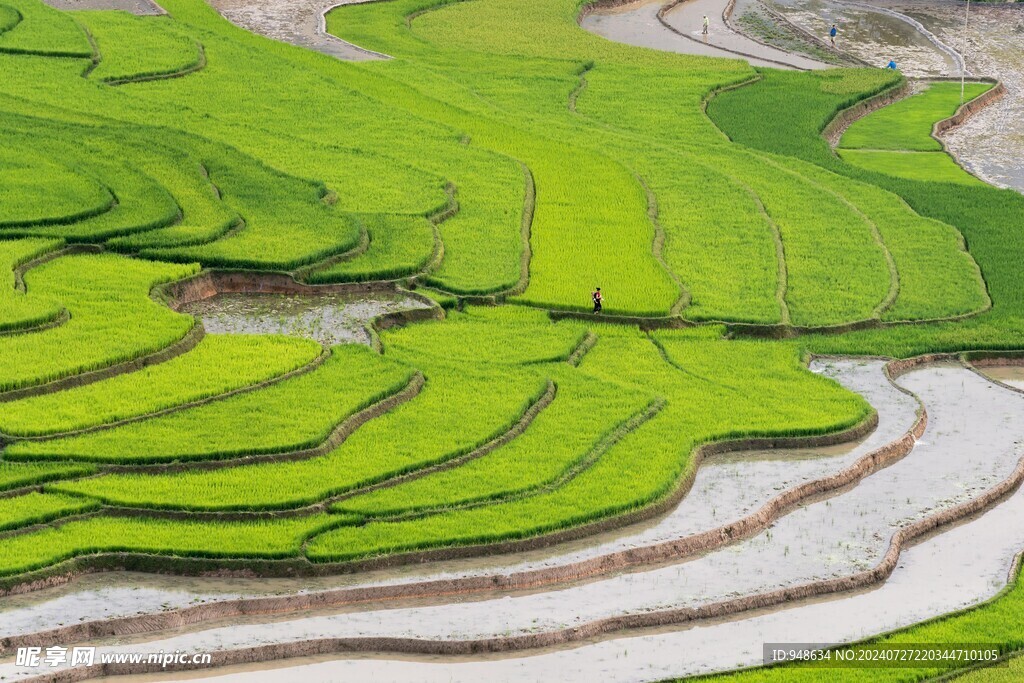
0 0 1021 677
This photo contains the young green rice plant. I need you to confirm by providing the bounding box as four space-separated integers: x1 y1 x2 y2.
707 147 891 327
707 67 1024 357
775 155 988 321
0 513 338 577
0 461 95 493
334 365 652 518
0 491 98 532
0 334 321 437
0 4 21 34
0 0 90 56
8 344 413 463
0 152 112 228
50 363 550 509
838 149 986 186
74 11 202 84
0 236 63 332
840 81 992 152
308 327 870 562
0 253 198 392
305 214 436 284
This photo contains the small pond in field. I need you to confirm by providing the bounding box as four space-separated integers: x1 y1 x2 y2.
180 292 431 347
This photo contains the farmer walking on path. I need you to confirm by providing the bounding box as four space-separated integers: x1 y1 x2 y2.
592 287 603 314
829 23 838 47
702 15 710 42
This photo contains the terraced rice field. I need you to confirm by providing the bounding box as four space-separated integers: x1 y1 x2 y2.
1 0 1024 680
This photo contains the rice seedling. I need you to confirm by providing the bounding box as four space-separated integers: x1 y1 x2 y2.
0 334 321 437
840 81 993 152
0 237 63 332
8 344 413 463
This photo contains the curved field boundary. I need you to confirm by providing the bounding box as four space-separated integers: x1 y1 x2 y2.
319 1 392 60
74 377 554 520
90 371 424 475
101 41 207 86
4 347 333 443
0 323 204 404
822 78 914 148
835 0 965 74
932 79 1007 138
566 331 598 367
0 359 908 642
429 161 533 304
638 174 689 316
0 371 421 510
293 222 371 280
567 61 592 113
40 450 1021 679
656 0 814 71
16 357 1024 675
350 398 666 526
0 307 69 338
749 0 869 67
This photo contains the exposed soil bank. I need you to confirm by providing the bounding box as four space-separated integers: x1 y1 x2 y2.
204 0 388 60
180 292 430 347
8 363 1024 683
97 482 1024 682
0 361 912 641
580 0 829 69
26 365 1005 644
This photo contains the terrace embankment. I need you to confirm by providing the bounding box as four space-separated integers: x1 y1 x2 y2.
96 484 1024 683
4 362 1024 683
0 360 914 641
204 0 389 60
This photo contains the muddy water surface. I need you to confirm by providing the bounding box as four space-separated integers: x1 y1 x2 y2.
102 482 1024 682
767 0 959 75
580 0 828 69
180 292 429 347
898 1 1024 192
204 0 387 60
5 365 1024 682
0 361 914 639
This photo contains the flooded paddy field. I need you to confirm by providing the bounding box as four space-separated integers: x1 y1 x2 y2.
581 0 831 68
180 292 430 347
7 362 1024 683
204 0 387 60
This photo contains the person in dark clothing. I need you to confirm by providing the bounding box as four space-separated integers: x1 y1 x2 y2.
592 287 603 314
830 24 838 47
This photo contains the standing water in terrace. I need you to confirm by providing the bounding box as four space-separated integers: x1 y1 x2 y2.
180 292 431 347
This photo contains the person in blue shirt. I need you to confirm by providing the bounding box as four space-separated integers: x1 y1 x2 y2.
830 24 837 47
887 59 898 70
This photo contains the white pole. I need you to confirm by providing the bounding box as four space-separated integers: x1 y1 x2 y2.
961 0 970 104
